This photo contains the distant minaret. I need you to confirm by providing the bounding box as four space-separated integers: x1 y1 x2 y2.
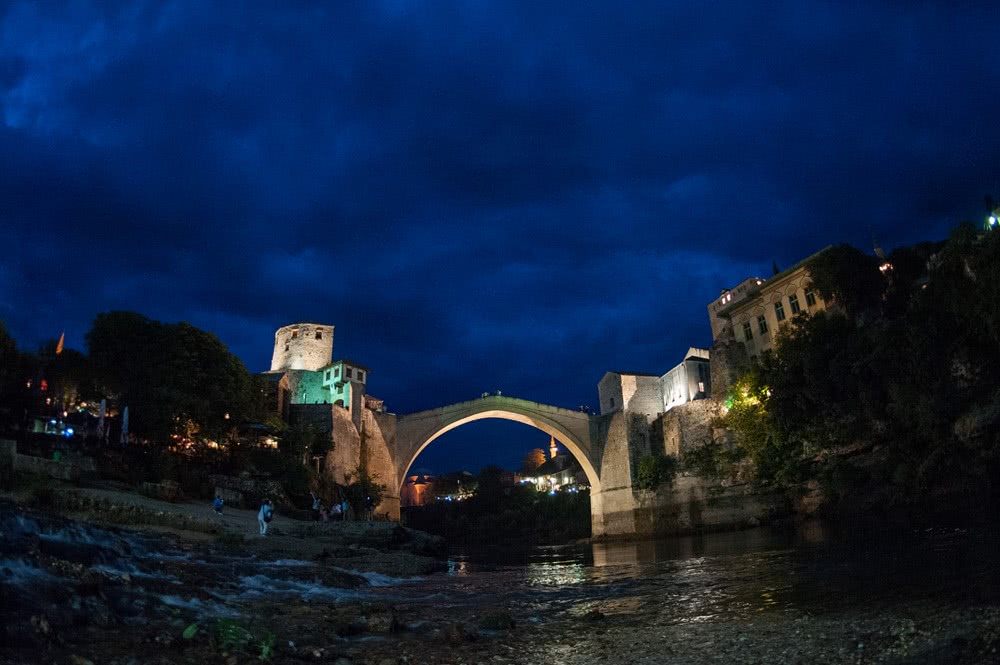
549 435 558 459
872 233 886 260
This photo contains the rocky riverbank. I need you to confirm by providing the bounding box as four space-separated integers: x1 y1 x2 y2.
4 484 1000 665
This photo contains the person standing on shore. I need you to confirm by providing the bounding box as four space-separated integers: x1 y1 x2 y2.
310 492 321 521
331 501 342 522
258 499 273 536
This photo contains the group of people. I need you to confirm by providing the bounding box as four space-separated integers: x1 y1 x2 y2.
311 492 348 522
210 490 374 537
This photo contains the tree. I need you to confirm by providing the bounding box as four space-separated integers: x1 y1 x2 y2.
343 464 386 517
86 311 260 442
808 244 883 318
0 321 27 428
520 448 547 473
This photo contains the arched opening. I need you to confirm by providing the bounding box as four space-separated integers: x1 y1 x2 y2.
396 405 601 545
399 409 600 494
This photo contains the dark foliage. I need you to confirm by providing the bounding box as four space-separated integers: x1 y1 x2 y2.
722 225 1000 519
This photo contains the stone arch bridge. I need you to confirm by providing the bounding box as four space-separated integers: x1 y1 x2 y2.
387 395 638 538
317 393 776 539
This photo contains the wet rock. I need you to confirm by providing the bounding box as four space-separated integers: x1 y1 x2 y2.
479 610 516 631
30 614 51 636
443 622 475 644
365 603 400 633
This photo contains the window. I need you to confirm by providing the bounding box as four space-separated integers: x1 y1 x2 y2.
774 301 786 322
789 294 801 315
346 368 353 379
805 286 817 307
315 331 323 340
358 371 365 382
742 321 753 341
609 397 615 409
757 315 768 334
334 367 340 377
325 370 331 380
291 329 299 339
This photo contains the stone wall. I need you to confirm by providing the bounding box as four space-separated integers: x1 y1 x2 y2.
1 438 85 481
656 399 722 457
710 338 749 400
624 474 788 539
209 474 290 507
301 405 401 520
597 373 662 420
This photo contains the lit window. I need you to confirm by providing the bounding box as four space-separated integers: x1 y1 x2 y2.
805 286 817 307
291 329 299 339
789 294 801 315
742 321 753 341
757 315 768 334
774 301 786 322
315 331 323 340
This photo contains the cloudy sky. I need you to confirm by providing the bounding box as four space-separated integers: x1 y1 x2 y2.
2 2 998 472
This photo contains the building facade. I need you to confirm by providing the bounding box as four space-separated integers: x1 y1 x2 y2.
707 248 831 359
598 347 712 420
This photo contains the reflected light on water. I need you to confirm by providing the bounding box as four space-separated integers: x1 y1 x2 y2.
526 560 587 587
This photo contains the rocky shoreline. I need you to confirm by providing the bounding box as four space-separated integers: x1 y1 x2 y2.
3 486 1000 664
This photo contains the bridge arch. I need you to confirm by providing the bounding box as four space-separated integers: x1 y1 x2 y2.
394 397 600 495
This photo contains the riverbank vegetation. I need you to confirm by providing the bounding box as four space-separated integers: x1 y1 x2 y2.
718 223 1000 521
403 466 591 545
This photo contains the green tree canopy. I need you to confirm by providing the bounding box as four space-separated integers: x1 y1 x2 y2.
86 311 260 441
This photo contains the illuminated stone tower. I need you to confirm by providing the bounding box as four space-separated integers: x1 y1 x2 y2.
270 323 334 372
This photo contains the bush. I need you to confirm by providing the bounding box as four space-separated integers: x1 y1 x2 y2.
635 454 677 490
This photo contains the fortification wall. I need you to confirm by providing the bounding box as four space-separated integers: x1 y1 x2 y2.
656 399 721 457
270 323 334 372
710 338 749 399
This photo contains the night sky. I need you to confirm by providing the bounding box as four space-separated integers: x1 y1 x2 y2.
3 3 999 473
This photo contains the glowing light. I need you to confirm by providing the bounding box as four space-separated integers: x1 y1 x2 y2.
65 428 74 437
990 215 998 226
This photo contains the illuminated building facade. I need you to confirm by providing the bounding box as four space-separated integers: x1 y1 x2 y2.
708 247 831 359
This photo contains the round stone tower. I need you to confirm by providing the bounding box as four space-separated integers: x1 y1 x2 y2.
270 323 334 372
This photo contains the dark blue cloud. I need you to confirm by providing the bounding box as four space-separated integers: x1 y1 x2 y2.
2 1 999 472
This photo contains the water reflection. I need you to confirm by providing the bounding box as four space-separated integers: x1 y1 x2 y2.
438 524 1000 626
526 560 586 587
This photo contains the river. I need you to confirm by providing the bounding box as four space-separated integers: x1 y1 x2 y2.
3 508 1000 664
